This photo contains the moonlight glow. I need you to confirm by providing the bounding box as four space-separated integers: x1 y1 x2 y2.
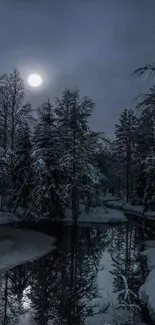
27 73 42 87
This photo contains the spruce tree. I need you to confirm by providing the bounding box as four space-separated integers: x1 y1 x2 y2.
114 109 137 201
134 65 155 206
8 121 33 213
30 100 64 220
55 89 102 221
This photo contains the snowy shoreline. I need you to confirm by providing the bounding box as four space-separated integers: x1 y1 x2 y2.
104 200 155 221
1 195 155 226
0 210 20 225
57 206 127 224
0 227 55 273
0 208 127 226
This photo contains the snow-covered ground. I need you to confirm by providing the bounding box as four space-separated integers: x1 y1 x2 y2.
105 200 125 210
139 241 155 321
105 200 155 220
0 210 20 225
1 193 155 226
101 195 120 202
63 206 127 224
0 227 55 272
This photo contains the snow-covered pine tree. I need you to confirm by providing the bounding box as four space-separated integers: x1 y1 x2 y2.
144 156 155 208
134 65 155 207
136 107 155 208
85 130 109 202
114 109 137 201
107 141 124 197
55 89 103 221
134 108 154 202
30 100 65 221
8 121 33 214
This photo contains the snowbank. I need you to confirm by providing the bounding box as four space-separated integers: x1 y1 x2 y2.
63 207 127 224
145 211 155 220
0 227 55 272
124 204 144 217
105 200 144 214
139 243 155 321
105 200 125 210
101 195 120 202
105 200 155 220
124 204 155 220
0 210 20 225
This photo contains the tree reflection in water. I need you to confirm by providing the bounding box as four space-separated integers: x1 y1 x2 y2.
0 222 149 325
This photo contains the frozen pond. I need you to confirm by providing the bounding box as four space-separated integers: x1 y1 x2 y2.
0 220 152 325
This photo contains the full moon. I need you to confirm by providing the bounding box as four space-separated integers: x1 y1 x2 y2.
27 73 42 87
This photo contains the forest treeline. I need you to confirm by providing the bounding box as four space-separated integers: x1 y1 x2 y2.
0 65 155 221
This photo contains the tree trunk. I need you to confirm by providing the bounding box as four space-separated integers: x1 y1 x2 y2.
3 105 7 158
72 105 78 223
11 112 14 153
126 159 130 202
126 144 131 202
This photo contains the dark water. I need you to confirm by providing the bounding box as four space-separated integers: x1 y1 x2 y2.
0 220 151 325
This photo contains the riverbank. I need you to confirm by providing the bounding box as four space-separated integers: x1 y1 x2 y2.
56 206 127 224
0 227 55 272
1 195 155 226
0 206 127 226
0 209 20 225
104 199 155 221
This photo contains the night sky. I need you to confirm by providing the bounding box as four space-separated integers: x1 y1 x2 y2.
1 0 155 137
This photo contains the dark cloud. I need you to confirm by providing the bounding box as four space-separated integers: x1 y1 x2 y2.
0 0 155 137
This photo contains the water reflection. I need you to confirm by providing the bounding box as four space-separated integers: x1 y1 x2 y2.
0 221 148 325
111 223 148 302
